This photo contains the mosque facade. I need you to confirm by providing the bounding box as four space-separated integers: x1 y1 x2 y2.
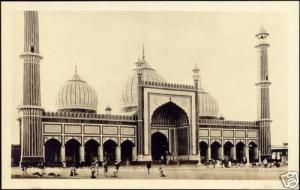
18 11 272 166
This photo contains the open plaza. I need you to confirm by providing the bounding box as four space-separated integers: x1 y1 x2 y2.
11 164 287 180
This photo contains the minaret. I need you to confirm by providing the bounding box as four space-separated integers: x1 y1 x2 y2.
136 47 144 159
255 26 272 159
19 11 44 166
192 64 200 163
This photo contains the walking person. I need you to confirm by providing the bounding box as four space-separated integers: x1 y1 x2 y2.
115 161 120 175
103 162 108 177
94 160 99 175
70 163 75 176
70 162 78 176
41 162 46 176
228 160 232 168
263 158 268 168
90 164 96 178
113 161 120 177
159 164 166 177
22 163 28 175
146 161 152 175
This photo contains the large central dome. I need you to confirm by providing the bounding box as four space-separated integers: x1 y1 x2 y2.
122 57 166 112
56 71 98 113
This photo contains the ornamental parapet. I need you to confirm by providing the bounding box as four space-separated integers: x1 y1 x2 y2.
142 80 196 90
43 111 137 121
198 118 257 127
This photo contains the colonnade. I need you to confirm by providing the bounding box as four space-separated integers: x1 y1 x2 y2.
45 139 137 165
198 141 259 164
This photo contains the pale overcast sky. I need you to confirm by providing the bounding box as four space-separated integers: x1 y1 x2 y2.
7 8 293 146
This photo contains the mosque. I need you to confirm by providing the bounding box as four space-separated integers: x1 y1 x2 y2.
17 11 273 166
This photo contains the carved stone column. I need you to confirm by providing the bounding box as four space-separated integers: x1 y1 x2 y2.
80 145 84 163
245 145 250 165
219 146 224 160
116 146 121 162
254 147 259 159
98 146 103 162
207 145 211 160
197 148 201 165
61 145 65 163
132 146 137 161
231 146 236 160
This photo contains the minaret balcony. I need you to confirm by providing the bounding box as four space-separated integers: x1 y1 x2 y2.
20 52 43 59
255 42 270 48
255 80 271 86
20 52 43 63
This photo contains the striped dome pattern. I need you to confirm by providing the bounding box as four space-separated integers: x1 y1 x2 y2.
198 88 219 118
122 59 166 107
56 73 98 112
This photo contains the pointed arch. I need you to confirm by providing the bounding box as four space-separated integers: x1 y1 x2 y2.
236 141 245 162
65 139 80 165
211 141 221 160
151 101 189 125
84 139 99 165
103 139 117 163
121 140 134 162
199 141 209 162
45 138 61 164
223 141 234 160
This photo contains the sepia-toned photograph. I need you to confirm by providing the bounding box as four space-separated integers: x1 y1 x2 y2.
2 1 299 189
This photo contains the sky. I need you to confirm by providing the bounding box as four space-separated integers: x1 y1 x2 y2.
9 10 290 146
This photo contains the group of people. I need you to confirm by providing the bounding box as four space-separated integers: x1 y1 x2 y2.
202 157 283 169
146 161 166 177
20 159 166 178
70 162 79 176
21 162 45 176
89 160 121 178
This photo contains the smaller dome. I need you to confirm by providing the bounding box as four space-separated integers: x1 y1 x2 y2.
56 72 98 113
198 88 219 118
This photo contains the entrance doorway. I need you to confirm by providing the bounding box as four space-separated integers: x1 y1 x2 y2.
151 132 168 161
121 140 134 162
65 139 80 166
151 101 189 158
103 140 117 163
211 141 221 160
84 139 99 165
199 141 208 162
223 141 233 160
45 138 61 165
236 142 245 162
249 142 258 163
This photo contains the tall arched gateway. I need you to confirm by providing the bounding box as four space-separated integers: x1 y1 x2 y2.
151 101 189 161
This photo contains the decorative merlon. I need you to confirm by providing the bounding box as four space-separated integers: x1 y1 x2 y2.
142 80 196 90
43 111 137 121
198 118 257 127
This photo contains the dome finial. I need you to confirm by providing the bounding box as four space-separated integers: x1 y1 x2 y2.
75 62 78 75
142 44 145 61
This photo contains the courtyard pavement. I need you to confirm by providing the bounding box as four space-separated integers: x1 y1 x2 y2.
11 165 287 180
